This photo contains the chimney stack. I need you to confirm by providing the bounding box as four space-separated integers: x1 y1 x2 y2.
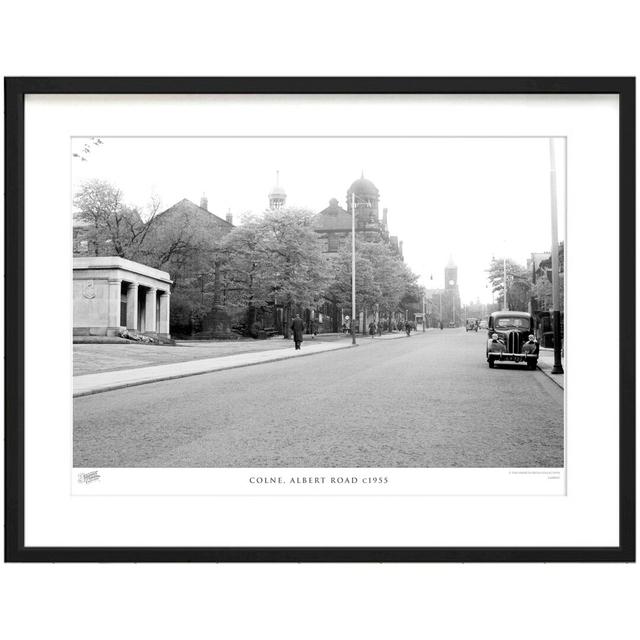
200 193 208 211
382 207 388 227
226 209 233 225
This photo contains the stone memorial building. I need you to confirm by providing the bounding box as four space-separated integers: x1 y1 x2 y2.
73 256 172 338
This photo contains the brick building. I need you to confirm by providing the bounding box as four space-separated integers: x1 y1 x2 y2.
313 174 403 260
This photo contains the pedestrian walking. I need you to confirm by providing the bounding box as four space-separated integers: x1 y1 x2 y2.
369 321 377 338
290 314 305 351
377 322 383 337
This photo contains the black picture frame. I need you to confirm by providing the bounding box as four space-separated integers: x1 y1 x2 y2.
4 77 635 563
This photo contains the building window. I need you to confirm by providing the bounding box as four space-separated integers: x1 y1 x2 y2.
327 234 339 252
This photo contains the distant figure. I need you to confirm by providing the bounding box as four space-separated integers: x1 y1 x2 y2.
439 321 443 330
397 321 404 332
310 320 318 339
341 322 347 334
290 314 305 351
377 322 383 337
406 322 412 337
369 321 376 338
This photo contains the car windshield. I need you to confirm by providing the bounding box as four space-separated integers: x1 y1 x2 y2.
495 317 530 329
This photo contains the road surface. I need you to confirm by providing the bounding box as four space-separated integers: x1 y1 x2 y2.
73 329 564 467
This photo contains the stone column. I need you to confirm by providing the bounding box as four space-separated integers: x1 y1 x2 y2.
126 282 139 331
158 291 171 337
145 287 157 335
107 278 122 335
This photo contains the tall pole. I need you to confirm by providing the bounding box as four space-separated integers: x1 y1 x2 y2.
422 294 426 332
549 138 564 374
502 255 508 311
351 192 356 345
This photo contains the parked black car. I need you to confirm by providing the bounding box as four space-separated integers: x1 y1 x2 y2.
486 310 538 370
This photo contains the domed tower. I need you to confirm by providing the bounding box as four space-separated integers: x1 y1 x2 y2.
268 170 287 210
346 172 379 226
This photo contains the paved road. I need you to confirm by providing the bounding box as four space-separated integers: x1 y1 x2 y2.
74 329 564 468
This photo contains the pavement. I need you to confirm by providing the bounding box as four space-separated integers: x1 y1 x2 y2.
74 333 345 376
74 329 564 468
73 331 410 397
536 348 565 389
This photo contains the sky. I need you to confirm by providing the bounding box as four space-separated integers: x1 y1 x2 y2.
72 136 566 304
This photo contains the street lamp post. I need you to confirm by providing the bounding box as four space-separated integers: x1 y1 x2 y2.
351 192 357 345
549 138 564 374
349 191 376 344
503 255 508 311
430 273 444 328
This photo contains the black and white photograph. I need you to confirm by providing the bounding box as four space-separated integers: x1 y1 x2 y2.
6 78 632 563
71 135 566 472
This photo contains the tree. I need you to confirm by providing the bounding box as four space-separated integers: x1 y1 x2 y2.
326 239 380 312
360 240 416 324
220 208 330 335
138 203 218 278
261 208 330 313
487 257 531 312
532 242 565 312
220 215 275 329
73 179 160 259
72 137 103 162
326 238 418 330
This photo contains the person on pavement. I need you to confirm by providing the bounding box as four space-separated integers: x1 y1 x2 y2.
369 322 376 338
290 314 305 351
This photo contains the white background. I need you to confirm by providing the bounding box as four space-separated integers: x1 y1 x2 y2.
1 1 638 639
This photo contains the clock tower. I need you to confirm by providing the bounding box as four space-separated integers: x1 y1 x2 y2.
445 256 458 290
443 256 461 326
